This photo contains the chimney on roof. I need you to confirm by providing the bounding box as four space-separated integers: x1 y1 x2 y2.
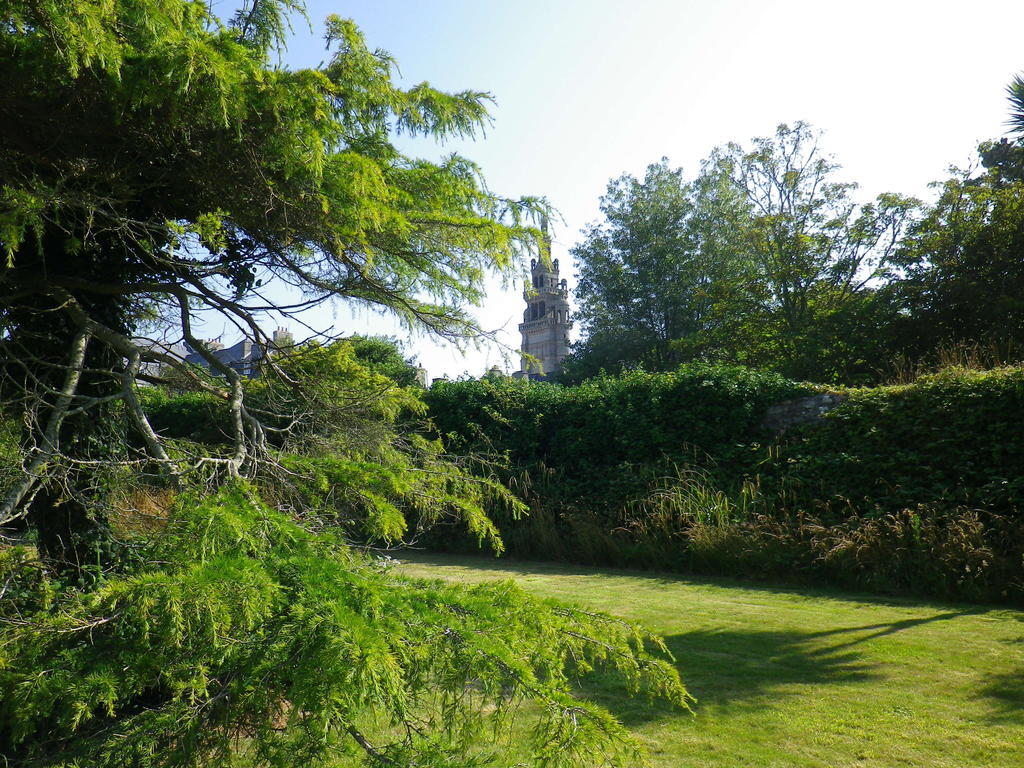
272 327 294 346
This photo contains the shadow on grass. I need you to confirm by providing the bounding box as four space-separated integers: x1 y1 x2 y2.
580 610 977 726
580 626 877 725
977 670 1024 724
805 611 982 650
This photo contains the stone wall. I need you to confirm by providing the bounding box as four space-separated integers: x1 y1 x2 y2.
762 392 846 434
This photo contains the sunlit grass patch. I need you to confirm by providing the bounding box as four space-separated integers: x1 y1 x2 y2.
400 554 1024 768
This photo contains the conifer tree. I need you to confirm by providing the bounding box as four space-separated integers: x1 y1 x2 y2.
0 2 690 765
0 0 538 552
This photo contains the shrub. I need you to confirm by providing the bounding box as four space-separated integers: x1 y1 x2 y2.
426 364 810 513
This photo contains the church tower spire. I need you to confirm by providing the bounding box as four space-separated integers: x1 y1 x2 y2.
513 223 572 379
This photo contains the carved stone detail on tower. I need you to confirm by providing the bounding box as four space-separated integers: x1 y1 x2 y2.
513 245 572 379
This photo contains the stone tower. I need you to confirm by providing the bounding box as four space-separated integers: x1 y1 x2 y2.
514 244 572 379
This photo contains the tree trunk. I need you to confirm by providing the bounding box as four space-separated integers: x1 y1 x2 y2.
2 227 135 574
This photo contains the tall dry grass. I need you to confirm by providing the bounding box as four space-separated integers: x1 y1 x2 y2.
881 338 1021 384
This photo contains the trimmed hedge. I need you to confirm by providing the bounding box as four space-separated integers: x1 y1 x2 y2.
769 366 1024 517
427 364 810 510
424 365 1024 603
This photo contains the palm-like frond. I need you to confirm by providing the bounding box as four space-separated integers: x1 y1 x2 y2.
1006 74 1024 134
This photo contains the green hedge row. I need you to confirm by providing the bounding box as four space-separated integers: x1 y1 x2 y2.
424 365 1024 602
768 367 1024 517
427 364 810 509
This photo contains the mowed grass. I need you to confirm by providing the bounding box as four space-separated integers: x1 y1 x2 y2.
398 554 1024 768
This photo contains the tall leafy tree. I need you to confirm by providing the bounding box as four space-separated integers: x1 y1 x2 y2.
717 122 918 379
566 159 751 379
888 160 1024 362
0 2 688 765
566 127 917 383
880 77 1024 367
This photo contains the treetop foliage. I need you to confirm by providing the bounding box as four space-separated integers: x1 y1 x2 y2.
1 0 541 322
568 97 1024 385
344 335 423 388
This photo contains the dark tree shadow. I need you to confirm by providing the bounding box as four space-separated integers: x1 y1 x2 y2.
804 611 983 651
578 610 981 726
579 626 876 725
977 670 1024 724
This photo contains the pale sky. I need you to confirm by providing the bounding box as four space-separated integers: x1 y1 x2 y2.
236 0 1024 380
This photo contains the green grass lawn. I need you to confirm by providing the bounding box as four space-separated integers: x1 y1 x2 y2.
398 554 1024 768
